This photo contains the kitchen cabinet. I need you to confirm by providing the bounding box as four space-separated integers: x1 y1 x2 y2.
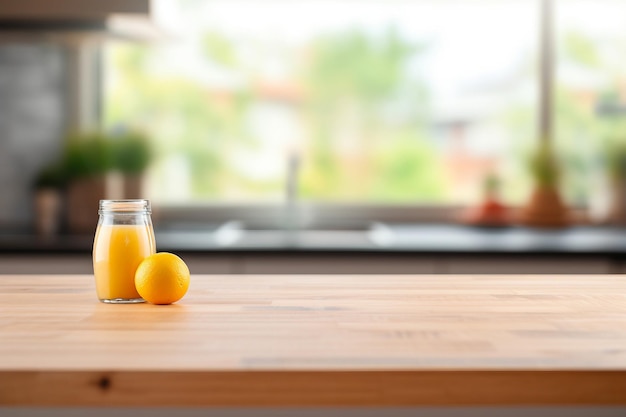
442 256 612 274
0 254 92 274
237 254 438 274
0 254 234 275
168 253 234 274
0 253 621 275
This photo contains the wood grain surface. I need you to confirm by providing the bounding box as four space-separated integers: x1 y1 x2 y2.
1 274 626 406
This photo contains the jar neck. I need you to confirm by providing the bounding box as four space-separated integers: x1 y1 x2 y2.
98 199 151 215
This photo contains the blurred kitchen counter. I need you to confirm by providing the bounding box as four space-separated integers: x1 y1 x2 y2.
1 224 625 275
1 224 625 254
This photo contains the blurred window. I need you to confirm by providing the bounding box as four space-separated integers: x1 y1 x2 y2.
104 0 537 206
555 0 626 208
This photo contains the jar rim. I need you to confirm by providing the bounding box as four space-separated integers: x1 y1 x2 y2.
99 199 151 214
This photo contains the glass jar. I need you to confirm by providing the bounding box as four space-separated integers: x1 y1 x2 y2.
92 200 156 303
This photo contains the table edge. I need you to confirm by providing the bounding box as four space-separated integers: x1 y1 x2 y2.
2 369 626 407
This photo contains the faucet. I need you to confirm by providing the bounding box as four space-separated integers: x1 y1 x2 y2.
284 149 300 233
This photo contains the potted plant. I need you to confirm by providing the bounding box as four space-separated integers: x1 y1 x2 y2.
519 143 570 228
461 173 511 227
62 132 115 234
111 131 153 199
32 163 66 236
605 141 626 225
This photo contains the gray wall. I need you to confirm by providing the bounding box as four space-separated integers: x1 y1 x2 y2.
0 43 66 229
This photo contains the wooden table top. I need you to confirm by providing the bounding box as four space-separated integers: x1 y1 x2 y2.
1 274 626 406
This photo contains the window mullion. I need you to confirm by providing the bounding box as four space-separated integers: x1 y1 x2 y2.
539 0 555 144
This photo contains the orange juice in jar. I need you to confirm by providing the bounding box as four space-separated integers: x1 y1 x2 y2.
93 200 156 303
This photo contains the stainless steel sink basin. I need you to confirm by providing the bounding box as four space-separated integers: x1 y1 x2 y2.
213 220 392 248
154 219 394 249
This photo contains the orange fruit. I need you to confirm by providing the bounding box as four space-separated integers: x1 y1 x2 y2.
134 252 190 305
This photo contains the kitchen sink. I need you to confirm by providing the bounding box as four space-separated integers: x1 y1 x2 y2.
154 220 391 249
212 220 392 248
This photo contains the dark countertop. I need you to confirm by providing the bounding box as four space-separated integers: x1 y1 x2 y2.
1 224 626 256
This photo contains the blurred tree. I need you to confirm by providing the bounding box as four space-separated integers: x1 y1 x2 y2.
555 30 624 204
301 27 445 201
203 31 237 68
106 25 450 203
104 42 256 199
504 28 626 206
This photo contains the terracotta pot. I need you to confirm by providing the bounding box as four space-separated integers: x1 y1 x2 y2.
123 174 144 199
606 177 626 225
519 185 570 228
34 188 62 236
66 176 107 234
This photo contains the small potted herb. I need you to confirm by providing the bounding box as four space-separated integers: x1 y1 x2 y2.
62 132 115 234
111 131 153 199
462 173 511 227
519 143 570 227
